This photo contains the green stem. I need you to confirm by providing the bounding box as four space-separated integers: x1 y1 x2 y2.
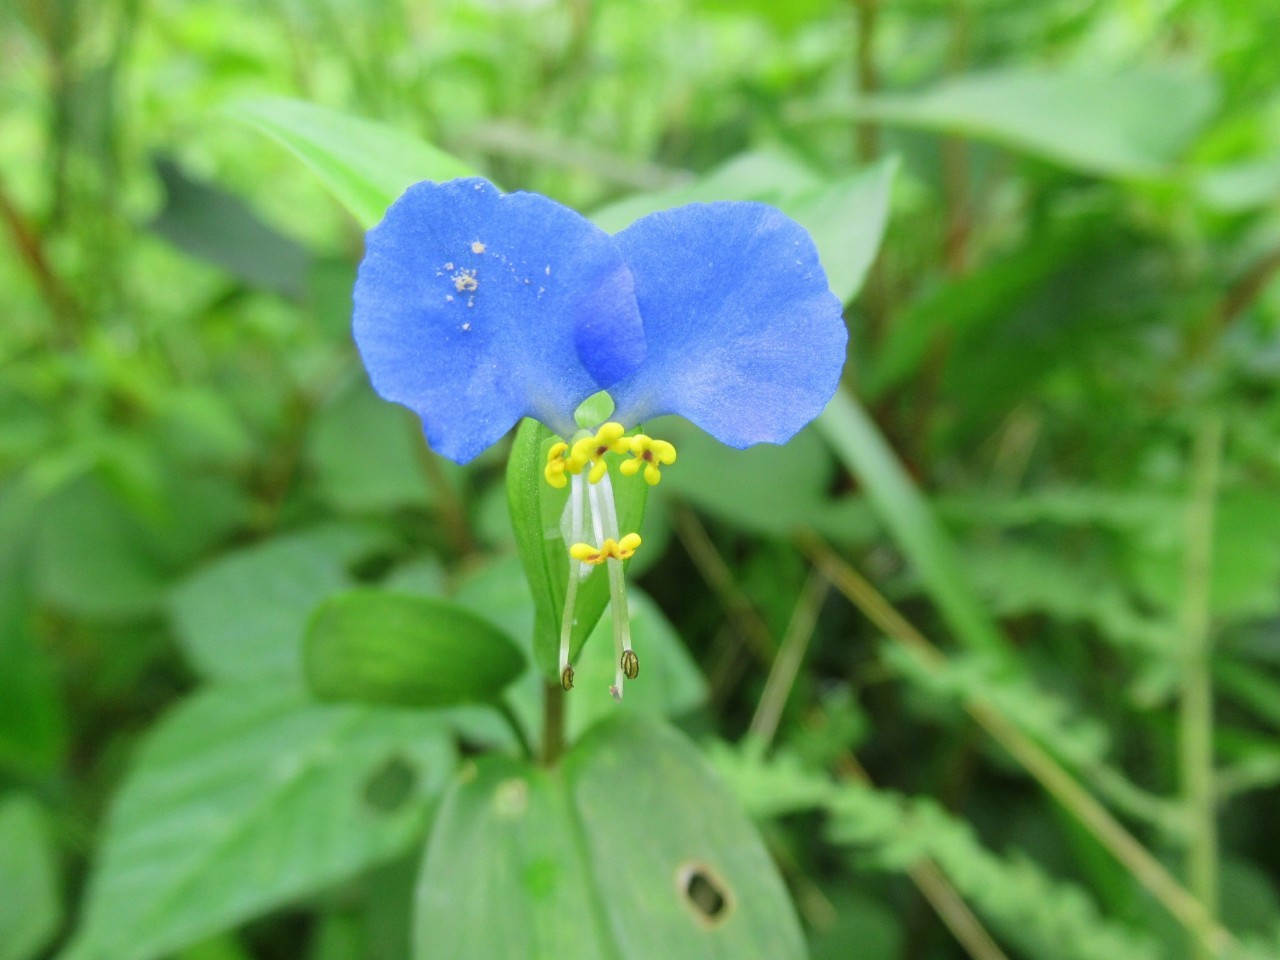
541 680 566 767
749 571 828 746
1180 414 1223 960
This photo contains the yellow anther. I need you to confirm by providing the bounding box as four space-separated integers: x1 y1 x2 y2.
543 441 570 489
615 532 642 559
569 421 630 484
568 532 642 566
620 434 678 486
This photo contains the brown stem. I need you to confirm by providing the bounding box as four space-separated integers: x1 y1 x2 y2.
0 172 80 343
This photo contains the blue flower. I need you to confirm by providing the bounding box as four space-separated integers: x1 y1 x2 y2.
353 177 846 464
354 177 848 697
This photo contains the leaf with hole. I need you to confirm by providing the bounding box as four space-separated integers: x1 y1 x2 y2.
415 715 805 960
64 683 454 960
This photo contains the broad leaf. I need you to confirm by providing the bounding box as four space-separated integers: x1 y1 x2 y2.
415 715 806 960
232 98 480 227
305 590 525 708
168 525 387 682
67 683 454 960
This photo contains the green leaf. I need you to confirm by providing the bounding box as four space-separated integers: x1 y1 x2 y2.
506 419 647 682
67 683 454 960
415 715 806 960
0 538 66 777
232 97 480 227
0 795 62 960
305 376 434 514
34 474 169 620
168 525 387 682
806 68 1218 178
149 157 312 298
817 391 1011 664
654 416 875 544
305 590 526 708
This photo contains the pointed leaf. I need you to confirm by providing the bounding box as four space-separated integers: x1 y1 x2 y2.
231 97 480 227
414 716 805 960
67 684 454 960
305 590 525 708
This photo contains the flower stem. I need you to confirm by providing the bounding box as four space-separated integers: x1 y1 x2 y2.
541 680 565 766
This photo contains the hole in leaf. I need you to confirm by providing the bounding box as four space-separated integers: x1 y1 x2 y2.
676 861 734 929
363 755 418 813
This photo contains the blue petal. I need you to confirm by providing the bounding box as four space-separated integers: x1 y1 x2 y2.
353 179 646 463
608 202 847 447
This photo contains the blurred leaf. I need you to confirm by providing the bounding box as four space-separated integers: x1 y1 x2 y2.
506 419 647 682
1124 489 1280 619
1197 157 1280 212
415 716 806 960
697 0 840 32
564 592 708 739
809 68 1218 177
787 158 896 305
0 535 66 777
149 157 312 298
654 416 876 543
305 376 433 514
0 794 62 960
169 525 388 682
305 590 525 708
817 391 1011 663
810 889 902 960
67 683 454 960
232 98 480 227
34 474 169 619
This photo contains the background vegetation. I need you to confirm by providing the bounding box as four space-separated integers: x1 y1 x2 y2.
2 0 1280 958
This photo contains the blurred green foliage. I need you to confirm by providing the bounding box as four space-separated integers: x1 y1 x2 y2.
2 0 1280 958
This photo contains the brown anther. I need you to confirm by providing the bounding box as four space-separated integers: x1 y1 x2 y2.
561 665 575 690
621 649 639 680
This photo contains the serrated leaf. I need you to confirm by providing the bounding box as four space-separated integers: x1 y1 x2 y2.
415 715 805 960
305 590 525 708
232 98 480 227
67 683 454 960
506 419 647 682
0 795 62 960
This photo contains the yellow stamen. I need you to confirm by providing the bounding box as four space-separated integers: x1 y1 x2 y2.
621 434 678 486
568 421 630 485
568 533 642 566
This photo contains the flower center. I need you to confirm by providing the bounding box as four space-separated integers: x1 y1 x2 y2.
545 421 678 699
